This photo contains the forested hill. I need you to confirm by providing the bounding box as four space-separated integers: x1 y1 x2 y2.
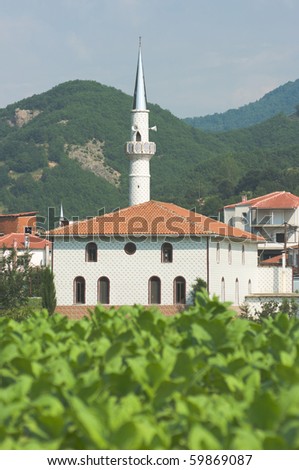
0 80 299 219
184 79 299 132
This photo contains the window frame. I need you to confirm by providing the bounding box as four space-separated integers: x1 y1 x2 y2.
85 242 98 262
124 242 137 255
161 242 173 263
74 276 86 304
228 243 232 265
216 242 220 264
221 277 225 302
148 276 161 304
174 276 186 304
98 276 110 304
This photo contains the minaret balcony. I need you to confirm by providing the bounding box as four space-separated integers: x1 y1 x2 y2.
125 141 156 156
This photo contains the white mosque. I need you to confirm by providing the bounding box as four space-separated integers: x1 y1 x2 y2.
49 41 293 318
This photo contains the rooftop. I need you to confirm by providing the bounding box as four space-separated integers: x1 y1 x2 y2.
0 233 51 250
0 211 38 218
225 191 299 210
49 200 262 241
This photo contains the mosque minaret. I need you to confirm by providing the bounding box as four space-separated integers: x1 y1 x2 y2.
125 38 156 206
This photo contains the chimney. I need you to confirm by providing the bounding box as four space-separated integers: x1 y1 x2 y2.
242 194 247 203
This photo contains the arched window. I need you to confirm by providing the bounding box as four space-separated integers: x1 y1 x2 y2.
98 276 110 304
235 278 239 305
248 279 252 294
74 276 85 304
161 242 173 263
136 131 141 142
242 244 245 265
228 243 232 265
221 277 225 302
85 242 97 262
216 242 220 264
174 276 186 304
149 276 161 304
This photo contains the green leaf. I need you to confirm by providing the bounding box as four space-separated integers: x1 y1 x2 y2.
249 391 281 430
188 424 221 450
68 396 107 448
231 428 263 450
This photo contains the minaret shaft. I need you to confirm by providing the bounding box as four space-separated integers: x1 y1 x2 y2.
125 40 156 206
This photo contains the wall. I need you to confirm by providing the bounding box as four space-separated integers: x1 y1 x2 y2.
257 266 293 293
53 235 260 307
2 248 49 267
244 293 299 316
53 236 207 306
208 238 258 305
0 215 37 235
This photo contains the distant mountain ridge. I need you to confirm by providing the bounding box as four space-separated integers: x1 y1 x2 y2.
0 80 299 219
184 79 299 131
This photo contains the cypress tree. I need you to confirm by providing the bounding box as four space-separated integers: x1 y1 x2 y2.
41 267 57 315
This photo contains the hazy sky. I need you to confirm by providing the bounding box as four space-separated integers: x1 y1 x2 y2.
0 0 299 118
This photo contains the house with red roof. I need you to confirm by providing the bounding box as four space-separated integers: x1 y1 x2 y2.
48 42 295 318
224 191 299 262
0 211 38 236
0 211 51 267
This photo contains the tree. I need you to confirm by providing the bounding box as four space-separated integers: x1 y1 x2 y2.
0 248 31 310
41 267 57 315
190 277 207 305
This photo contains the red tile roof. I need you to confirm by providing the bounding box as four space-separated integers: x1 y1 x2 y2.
0 233 51 250
260 254 283 265
0 211 38 218
49 200 262 241
225 192 299 210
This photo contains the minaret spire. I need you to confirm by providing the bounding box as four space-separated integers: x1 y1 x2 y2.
133 37 147 111
125 39 156 206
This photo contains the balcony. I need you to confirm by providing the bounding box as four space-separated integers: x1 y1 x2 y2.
125 141 156 156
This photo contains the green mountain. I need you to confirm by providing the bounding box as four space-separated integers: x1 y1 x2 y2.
184 79 299 131
0 80 299 220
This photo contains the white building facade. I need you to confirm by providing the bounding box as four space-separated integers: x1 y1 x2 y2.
51 200 262 313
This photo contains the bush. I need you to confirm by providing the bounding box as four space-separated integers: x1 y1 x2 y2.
190 277 207 304
240 298 298 321
0 292 299 449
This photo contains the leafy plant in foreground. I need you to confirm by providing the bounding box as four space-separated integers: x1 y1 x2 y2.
0 292 299 450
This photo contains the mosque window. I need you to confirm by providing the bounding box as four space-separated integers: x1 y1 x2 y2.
85 242 97 262
124 242 136 255
174 276 186 304
98 277 110 304
228 243 232 264
74 276 85 304
161 242 173 263
149 276 161 304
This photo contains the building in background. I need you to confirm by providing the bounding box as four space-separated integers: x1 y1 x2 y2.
0 211 51 267
223 192 299 262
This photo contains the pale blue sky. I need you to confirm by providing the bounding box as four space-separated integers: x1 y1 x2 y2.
0 0 299 117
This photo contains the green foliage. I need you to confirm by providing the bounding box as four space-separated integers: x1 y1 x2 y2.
190 278 207 304
0 252 47 320
240 298 298 321
1 80 299 217
0 249 31 310
41 267 57 315
1 292 299 450
184 79 299 131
